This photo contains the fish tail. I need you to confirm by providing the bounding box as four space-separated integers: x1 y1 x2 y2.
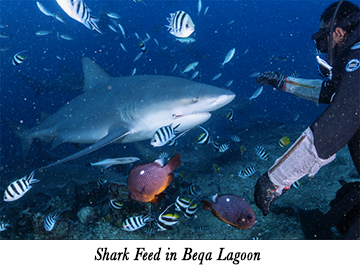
166 153 181 171
89 16 102 34
200 199 212 210
3 118 33 160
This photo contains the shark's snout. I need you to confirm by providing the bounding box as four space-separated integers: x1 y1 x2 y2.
210 93 236 111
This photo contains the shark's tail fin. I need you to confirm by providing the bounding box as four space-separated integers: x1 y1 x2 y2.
3 118 33 160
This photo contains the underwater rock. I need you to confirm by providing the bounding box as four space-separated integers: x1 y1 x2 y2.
77 206 96 225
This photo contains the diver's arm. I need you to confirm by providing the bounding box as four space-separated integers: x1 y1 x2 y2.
254 63 359 216
282 77 323 103
256 71 324 103
311 62 360 160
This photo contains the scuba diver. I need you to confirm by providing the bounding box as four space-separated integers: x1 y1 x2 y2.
254 0 360 237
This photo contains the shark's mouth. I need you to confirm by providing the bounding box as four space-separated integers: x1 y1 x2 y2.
170 112 212 132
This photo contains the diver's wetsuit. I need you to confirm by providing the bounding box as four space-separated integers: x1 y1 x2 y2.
312 41 360 174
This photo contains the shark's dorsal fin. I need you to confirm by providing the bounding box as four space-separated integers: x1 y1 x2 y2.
82 57 111 92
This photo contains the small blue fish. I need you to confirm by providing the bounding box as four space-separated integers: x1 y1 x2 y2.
0 221 11 232
212 73 222 81
230 135 241 142
226 80 233 88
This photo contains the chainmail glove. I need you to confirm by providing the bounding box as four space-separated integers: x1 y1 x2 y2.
254 172 287 216
256 71 286 90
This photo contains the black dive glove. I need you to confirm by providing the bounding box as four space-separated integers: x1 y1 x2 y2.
256 71 286 91
254 172 287 216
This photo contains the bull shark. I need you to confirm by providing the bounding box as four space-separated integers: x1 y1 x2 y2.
14 57 235 169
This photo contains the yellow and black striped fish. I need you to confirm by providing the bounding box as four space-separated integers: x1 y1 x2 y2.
184 203 198 218
12 50 27 66
157 204 179 231
225 109 234 121
197 126 211 144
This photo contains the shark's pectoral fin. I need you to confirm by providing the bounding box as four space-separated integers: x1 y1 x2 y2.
50 137 64 150
40 126 131 170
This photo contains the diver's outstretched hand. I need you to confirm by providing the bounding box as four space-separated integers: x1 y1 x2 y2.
256 71 286 91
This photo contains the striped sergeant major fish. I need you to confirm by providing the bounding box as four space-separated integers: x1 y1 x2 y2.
255 146 269 160
151 123 180 147
56 0 102 34
218 143 229 153
12 50 27 66
238 166 257 178
167 10 195 38
44 212 60 232
292 111 300 121
121 213 153 232
3 171 40 202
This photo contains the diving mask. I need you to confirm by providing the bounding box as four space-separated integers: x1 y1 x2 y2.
311 27 331 54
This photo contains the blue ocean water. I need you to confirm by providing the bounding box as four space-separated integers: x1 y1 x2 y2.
0 0 349 240
1 0 332 168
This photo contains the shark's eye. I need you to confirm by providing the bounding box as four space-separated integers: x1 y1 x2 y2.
192 97 199 103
